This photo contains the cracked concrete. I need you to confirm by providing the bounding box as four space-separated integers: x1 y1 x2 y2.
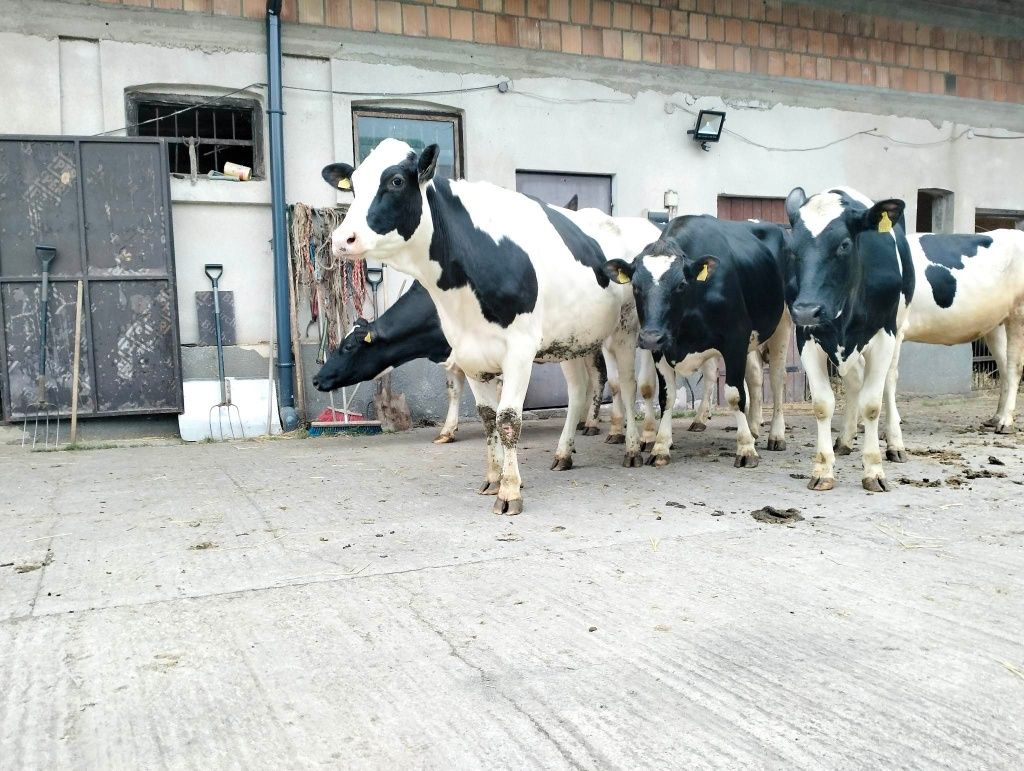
1 393 1023 768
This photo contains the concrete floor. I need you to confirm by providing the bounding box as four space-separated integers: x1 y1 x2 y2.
1 393 1023 769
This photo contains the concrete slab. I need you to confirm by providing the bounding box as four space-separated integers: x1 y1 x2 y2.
1 394 1023 768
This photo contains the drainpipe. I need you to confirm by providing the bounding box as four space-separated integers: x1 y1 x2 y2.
266 0 299 431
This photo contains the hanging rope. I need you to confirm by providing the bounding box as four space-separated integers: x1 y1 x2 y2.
288 203 365 356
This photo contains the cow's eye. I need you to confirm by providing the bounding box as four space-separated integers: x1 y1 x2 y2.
390 176 404 189
836 238 853 256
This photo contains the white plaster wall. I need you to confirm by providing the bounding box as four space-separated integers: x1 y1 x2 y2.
3 28 1024 360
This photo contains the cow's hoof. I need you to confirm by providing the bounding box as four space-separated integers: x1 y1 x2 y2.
862 477 890 493
550 455 573 471
766 438 786 451
734 453 760 468
982 416 999 428
493 496 523 515
995 423 1016 435
645 453 671 467
623 451 643 468
433 433 456 444
640 441 655 453
885 448 908 463
833 440 853 456
478 479 500 495
581 426 600 437
605 433 625 445
688 421 707 432
808 476 835 491
576 421 587 432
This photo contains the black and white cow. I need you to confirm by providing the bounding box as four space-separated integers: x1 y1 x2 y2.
322 139 655 514
784 187 913 492
602 215 792 467
886 229 1024 436
311 281 466 443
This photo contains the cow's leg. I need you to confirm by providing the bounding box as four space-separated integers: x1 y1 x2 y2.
994 314 1024 434
638 350 659 451
983 325 1008 427
579 352 604 436
883 331 908 462
860 332 897 492
609 335 643 467
552 358 590 471
690 358 716 431
646 357 678 467
802 341 837 491
835 358 863 456
765 320 790 451
724 348 758 468
466 378 502 496
744 351 765 440
492 355 534 515
603 346 626 444
434 365 465 444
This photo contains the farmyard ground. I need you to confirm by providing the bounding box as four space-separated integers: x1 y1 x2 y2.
2 393 1023 768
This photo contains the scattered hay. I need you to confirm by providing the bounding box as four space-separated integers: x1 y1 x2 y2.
874 523 946 551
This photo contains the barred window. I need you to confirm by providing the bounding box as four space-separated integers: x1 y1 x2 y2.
126 93 263 178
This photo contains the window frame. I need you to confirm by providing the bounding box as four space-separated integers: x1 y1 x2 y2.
124 92 265 179
351 107 464 180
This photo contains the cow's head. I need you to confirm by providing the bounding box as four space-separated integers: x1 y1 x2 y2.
602 239 718 353
321 138 439 261
311 317 381 392
784 187 904 328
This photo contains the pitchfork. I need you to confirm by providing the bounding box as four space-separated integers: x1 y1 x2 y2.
22 245 59 449
205 264 244 440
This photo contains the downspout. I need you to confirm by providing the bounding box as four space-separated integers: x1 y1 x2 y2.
266 0 299 431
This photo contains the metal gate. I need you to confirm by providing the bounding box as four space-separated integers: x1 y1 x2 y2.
0 136 183 421
717 195 807 402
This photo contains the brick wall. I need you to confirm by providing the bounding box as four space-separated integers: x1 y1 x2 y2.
92 0 1024 103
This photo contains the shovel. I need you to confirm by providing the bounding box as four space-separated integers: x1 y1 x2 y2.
22 245 58 448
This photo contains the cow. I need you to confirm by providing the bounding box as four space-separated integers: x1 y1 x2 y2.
602 215 792 468
311 281 466 443
784 187 913 492
881 229 1024 440
322 138 653 514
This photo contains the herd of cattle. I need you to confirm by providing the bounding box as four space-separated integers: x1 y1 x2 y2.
313 137 1024 514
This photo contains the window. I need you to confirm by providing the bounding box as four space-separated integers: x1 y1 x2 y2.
975 209 1024 233
352 108 463 180
916 188 954 233
126 93 263 178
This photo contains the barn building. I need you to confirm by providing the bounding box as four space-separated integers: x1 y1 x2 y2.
1 0 1023 435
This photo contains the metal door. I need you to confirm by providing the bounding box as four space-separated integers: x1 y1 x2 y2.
0 136 183 420
515 171 614 409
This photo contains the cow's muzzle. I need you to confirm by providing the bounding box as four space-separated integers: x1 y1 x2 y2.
638 329 668 352
791 302 825 327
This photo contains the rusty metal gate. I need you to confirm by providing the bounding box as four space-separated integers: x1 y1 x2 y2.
0 136 183 421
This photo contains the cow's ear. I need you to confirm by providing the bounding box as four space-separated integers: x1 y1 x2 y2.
322 163 355 191
354 316 369 328
418 144 440 184
603 258 635 285
564 194 579 211
862 199 905 234
684 255 719 284
785 187 807 226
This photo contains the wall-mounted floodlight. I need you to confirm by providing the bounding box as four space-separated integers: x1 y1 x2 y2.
687 110 726 151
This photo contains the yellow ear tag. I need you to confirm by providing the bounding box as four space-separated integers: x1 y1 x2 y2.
878 211 893 233
615 270 630 284
337 178 352 191
363 332 372 343
696 264 709 282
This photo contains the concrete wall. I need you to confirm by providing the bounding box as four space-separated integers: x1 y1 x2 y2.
4 1 1024 420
